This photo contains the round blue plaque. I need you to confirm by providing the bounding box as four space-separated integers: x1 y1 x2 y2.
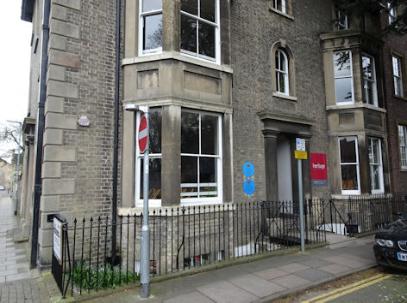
243 180 256 196
242 162 255 178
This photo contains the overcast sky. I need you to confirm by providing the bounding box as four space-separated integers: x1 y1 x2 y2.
0 2 32 158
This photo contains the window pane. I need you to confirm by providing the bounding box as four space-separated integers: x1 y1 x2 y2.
201 115 218 155
274 0 287 13
340 138 357 163
143 14 162 51
335 78 353 103
370 165 381 190
181 0 198 15
181 156 198 198
140 158 161 199
200 157 216 183
280 51 287 71
277 71 287 94
363 80 375 105
393 56 401 77
149 109 162 154
395 77 402 96
341 165 358 190
334 52 351 77
362 56 373 80
199 157 217 197
142 0 162 12
198 21 215 59
200 0 216 22
181 156 198 183
181 15 197 53
368 139 379 164
369 138 383 191
181 112 199 154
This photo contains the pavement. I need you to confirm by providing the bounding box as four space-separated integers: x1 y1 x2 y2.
0 192 51 303
84 237 376 303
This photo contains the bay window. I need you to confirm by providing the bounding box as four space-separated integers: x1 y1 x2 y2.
339 137 360 194
139 0 163 55
135 108 162 206
393 55 404 97
399 125 407 169
334 51 354 104
362 54 378 106
181 0 220 63
368 138 384 194
181 110 223 204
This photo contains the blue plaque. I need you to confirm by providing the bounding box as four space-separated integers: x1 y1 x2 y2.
242 162 255 178
243 180 256 196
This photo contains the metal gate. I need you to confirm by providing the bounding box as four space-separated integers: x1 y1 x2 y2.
51 214 71 298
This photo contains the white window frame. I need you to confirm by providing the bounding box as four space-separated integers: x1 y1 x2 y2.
135 107 162 208
388 2 397 24
275 48 290 95
393 55 404 97
336 9 349 30
180 110 223 206
334 50 355 105
339 137 361 195
138 0 163 56
368 137 385 194
180 0 221 65
399 125 407 170
362 53 378 107
273 0 288 14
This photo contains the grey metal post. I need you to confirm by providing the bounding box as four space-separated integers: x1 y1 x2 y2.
140 111 150 298
298 159 305 253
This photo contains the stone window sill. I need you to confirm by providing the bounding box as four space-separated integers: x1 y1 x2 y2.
393 94 407 102
326 103 387 113
269 6 294 21
272 92 297 101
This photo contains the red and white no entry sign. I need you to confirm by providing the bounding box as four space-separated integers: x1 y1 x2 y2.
138 114 149 153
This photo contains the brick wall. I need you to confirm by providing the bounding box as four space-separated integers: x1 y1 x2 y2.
38 0 118 265
230 0 333 202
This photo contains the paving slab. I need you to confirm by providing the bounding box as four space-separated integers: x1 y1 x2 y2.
254 268 289 281
277 263 310 273
197 281 258 303
295 268 334 282
271 274 311 289
229 274 286 297
164 291 214 303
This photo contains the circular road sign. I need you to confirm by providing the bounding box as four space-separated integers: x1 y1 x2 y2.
138 114 149 153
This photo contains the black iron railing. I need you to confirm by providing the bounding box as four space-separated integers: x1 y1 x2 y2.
325 194 407 235
58 195 407 297
60 200 327 297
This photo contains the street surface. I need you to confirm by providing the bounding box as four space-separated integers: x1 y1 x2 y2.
0 191 49 303
274 268 407 303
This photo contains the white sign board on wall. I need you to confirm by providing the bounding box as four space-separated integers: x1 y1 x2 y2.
53 218 63 263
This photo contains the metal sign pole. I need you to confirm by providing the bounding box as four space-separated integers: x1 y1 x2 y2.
140 111 150 298
298 159 305 253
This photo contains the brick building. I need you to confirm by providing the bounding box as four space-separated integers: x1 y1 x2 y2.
19 0 407 267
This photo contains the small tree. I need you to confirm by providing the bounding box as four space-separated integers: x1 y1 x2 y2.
0 123 24 153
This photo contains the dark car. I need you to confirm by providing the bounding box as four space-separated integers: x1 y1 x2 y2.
374 214 407 271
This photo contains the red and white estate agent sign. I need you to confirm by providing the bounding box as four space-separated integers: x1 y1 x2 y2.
310 153 328 186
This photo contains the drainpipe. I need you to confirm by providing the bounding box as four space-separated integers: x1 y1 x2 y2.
111 0 122 263
31 0 51 268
